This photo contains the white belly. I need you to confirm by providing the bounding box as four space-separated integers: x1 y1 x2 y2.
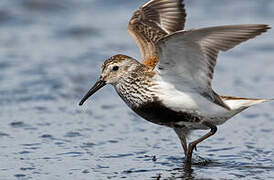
151 80 243 126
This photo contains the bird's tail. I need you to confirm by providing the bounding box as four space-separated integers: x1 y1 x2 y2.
220 96 271 110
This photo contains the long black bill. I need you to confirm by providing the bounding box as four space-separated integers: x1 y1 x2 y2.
79 79 106 106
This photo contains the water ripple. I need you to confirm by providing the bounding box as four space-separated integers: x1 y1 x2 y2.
0 0 273 179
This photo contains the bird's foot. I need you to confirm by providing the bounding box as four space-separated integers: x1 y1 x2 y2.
192 155 211 166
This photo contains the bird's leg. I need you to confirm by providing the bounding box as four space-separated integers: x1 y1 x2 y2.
174 127 188 156
185 121 217 169
180 135 188 157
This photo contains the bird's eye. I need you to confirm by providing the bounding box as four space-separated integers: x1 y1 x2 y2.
112 66 119 71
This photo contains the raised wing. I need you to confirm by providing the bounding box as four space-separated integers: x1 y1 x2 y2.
128 0 186 66
156 24 270 109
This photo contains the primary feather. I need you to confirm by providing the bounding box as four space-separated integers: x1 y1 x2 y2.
128 0 186 63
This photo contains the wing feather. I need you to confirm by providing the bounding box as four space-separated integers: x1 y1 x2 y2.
156 24 270 109
128 0 186 63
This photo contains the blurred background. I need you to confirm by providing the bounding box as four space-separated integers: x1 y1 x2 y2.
0 0 273 179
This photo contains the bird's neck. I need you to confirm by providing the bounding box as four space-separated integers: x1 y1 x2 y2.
114 67 157 108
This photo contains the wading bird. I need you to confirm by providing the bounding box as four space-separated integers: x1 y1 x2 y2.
79 0 271 169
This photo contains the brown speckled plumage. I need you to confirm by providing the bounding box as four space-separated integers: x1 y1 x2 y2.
128 0 186 65
102 54 132 71
115 61 157 107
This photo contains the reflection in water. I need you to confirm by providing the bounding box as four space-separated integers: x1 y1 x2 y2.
152 160 274 180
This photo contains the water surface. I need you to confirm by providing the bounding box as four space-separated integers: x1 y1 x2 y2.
0 0 274 179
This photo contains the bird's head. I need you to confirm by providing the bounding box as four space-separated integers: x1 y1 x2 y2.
79 54 138 105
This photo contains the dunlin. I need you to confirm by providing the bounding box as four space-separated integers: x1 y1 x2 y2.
79 0 271 169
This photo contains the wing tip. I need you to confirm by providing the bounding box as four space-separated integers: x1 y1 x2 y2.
256 24 271 33
249 24 271 38
242 24 271 33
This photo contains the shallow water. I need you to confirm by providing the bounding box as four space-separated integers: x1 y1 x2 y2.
0 0 274 179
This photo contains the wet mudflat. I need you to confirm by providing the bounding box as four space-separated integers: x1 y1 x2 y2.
0 0 274 179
